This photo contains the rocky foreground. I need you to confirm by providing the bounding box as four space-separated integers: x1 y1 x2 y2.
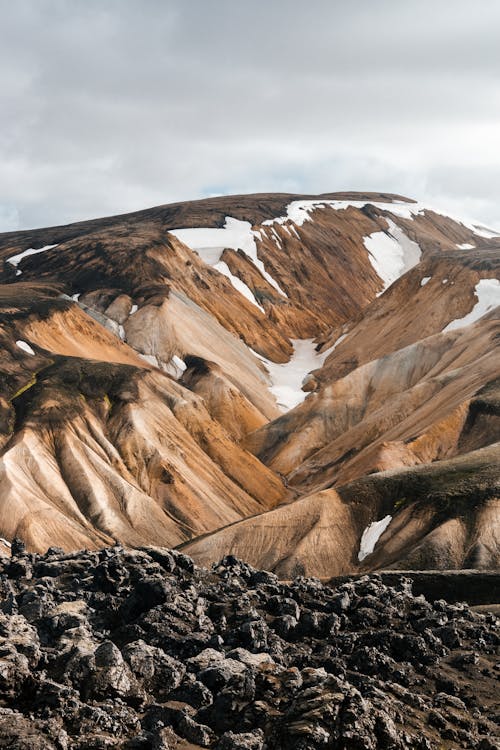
0 542 498 749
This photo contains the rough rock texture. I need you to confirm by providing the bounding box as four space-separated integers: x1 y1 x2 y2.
0 543 498 749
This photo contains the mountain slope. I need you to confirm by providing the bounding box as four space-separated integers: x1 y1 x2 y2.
0 191 498 574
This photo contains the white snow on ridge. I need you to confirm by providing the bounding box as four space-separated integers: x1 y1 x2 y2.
254 338 332 411
7 244 58 274
263 198 500 241
16 340 35 356
363 218 422 292
358 515 392 562
443 279 500 332
170 217 287 299
263 199 421 227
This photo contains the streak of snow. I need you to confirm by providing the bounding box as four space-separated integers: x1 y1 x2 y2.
130 304 138 315
214 260 265 312
358 515 392 561
363 218 422 292
253 338 331 411
420 277 431 286
7 244 58 272
322 332 348 356
457 243 475 250
170 217 287 298
443 279 500 332
16 340 35 356
0 538 11 548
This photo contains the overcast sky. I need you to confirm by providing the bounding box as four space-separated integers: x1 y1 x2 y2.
1 0 500 231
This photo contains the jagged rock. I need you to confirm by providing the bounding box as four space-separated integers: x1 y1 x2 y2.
216 729 264 749
0 546 496 748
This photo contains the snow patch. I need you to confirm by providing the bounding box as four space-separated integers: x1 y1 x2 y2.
0 538 11 548
130 304 138 315
358 515 392 561
254 338 331 411
363 219 422 292
457 243 475 250
170 217 287 298
420 277 431 286
16 340 35 356
443 279 500 332
7 244 58 273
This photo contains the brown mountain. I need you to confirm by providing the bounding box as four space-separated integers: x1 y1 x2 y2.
0 191 498 575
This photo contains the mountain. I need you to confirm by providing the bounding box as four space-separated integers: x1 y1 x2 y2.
0 191 498 576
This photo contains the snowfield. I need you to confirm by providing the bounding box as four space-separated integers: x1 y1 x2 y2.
443 278 500 332
363 218 422 292
170 217 287 300
253 338 332 411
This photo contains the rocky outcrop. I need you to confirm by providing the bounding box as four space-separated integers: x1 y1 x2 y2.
0 543 497 749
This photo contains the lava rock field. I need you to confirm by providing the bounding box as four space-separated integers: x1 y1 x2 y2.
0 541 498 749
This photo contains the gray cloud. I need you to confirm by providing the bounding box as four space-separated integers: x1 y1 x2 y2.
1 0 500 230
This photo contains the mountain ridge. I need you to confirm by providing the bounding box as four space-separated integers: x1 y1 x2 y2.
0 190 497 576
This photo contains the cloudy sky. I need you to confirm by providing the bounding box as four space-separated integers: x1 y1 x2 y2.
1 0 500 231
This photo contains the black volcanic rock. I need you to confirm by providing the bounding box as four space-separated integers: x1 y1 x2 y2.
0 545 497 749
